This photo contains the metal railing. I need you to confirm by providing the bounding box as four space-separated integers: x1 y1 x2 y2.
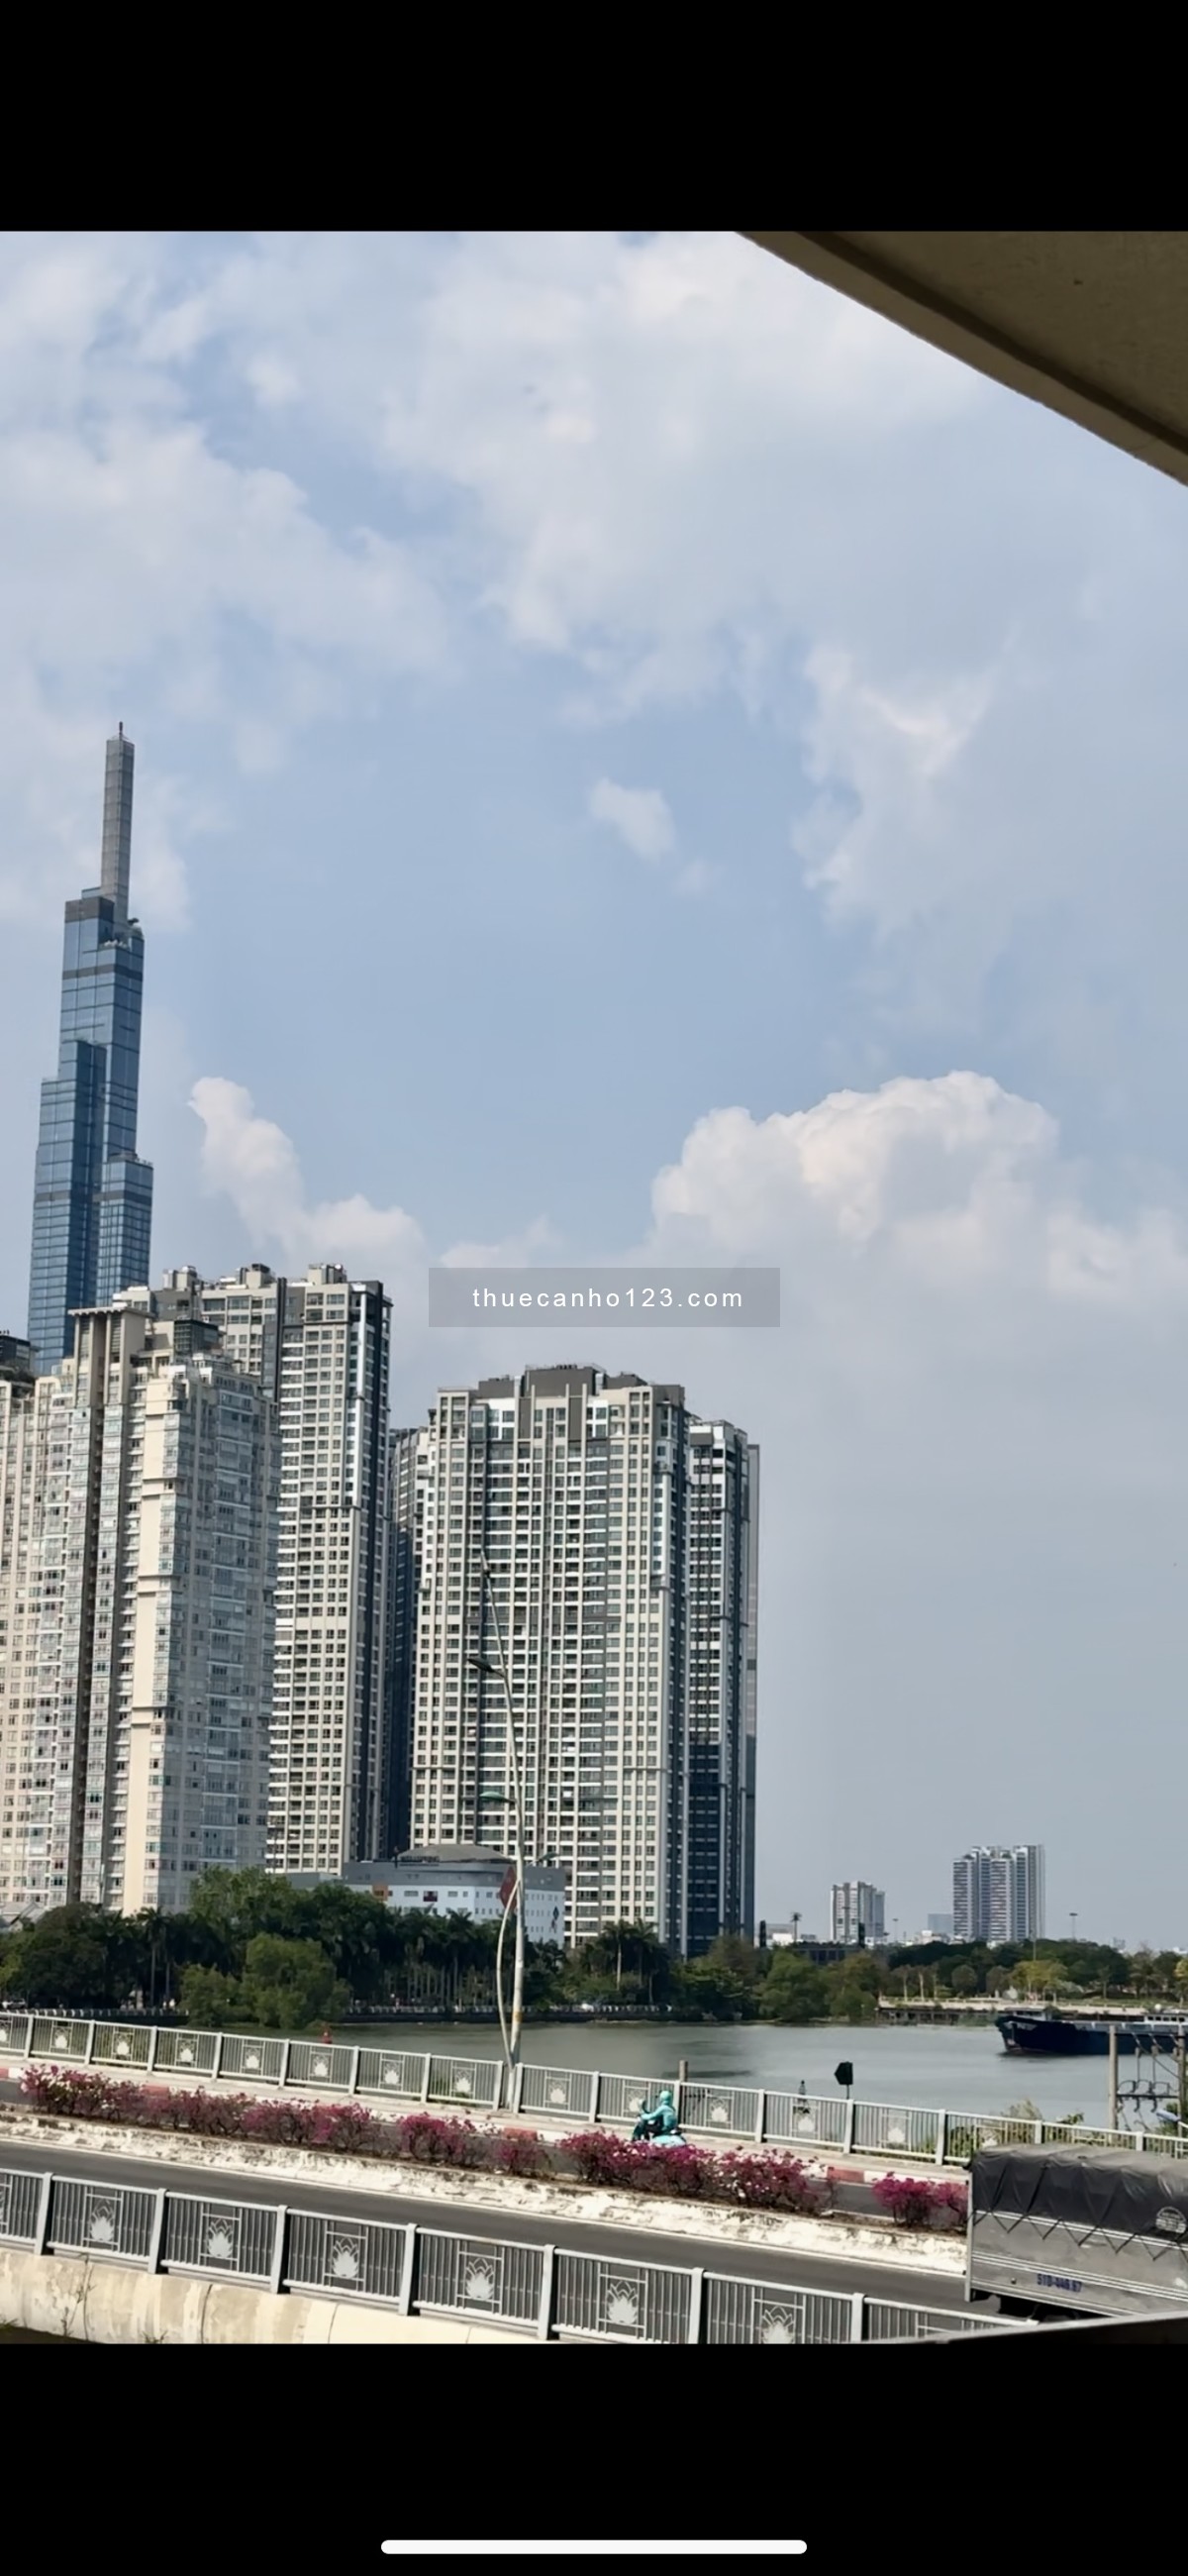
416 2227 545 2329
3 2008 1184 2168
47 2176 157 2263
703 2272 852 2345
286 2208 406 2305
0 2166 44 2244
554 2247 697 2343
0 2161 1010 2342
162 2192 278 2285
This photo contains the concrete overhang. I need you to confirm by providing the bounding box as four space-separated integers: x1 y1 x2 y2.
742 233 1188 488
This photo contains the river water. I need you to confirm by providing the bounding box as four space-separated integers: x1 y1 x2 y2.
339 2018 1116 2126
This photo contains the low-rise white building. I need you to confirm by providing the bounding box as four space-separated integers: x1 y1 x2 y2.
290 1844 568 1947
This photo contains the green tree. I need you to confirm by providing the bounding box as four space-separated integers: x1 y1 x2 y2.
671 1960 749 2019
239 1934 349 2032
822 1952 882 2023
127 1906 203 2011
186 1869 305 1973
701 1932 764 1993
563 1920 671 2008
301 1882 389 2002
179 1964 243 2027
1130 1946 1160 1997
759 1951 829 2024
949 1964 979 1995
1 1906 136 2010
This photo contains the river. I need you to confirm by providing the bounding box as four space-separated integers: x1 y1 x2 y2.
334 2017 1116 2125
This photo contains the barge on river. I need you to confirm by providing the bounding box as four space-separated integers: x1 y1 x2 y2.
998 2009 1188 2058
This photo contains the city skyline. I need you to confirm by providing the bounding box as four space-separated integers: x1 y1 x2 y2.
3 236 1188 1939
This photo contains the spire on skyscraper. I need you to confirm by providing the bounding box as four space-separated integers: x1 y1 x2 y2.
99 724 135 918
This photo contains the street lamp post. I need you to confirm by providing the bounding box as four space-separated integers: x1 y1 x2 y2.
468 1549 527 2080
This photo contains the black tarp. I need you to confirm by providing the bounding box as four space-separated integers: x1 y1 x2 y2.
973 2144 1188 2238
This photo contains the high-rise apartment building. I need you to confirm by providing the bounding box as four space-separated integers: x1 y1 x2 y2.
409 1366 758 1954
28 731 153 1367
382 1426 422 1856
0 1294 276 1919
161 1264 392 1876
831 1881 886 1944
952 1844 1045 1943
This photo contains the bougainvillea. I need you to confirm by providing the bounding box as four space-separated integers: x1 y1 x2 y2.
870 2172 967 2227
18 2067 963 2225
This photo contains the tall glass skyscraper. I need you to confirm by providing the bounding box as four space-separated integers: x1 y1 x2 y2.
27 729 154 1365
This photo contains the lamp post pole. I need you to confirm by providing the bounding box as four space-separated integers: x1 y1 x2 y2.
471 1550 527 2078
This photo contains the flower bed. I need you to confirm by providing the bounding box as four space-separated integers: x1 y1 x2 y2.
16 2068 966 2226
869 2173 967 2228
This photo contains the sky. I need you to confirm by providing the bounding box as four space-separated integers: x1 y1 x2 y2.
3 229 1188 1944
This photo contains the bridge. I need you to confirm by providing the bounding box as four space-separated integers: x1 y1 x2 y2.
0 2135 1004 2344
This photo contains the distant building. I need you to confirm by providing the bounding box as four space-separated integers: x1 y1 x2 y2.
409 1367 758 1954
28 731 153 1367
952 1846 1045 1943
765 1925 844 1961
159 1262 392 1878
0 1293 276 1919
381 1426 421 1857
928 1912 954 1940
288 1844 567 1947
831 1881 886 1945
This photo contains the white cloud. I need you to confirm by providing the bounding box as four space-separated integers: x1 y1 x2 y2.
644 1073 1188 1356
589 775 675 861
0 234 448 929
121 226 1188 1079
130 231 977 710
2 228 1185 1063
190 1076 426 1282
794 645 998 932
439 1217 559 1268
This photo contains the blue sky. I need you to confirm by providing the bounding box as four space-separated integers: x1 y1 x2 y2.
4 231 1188 1945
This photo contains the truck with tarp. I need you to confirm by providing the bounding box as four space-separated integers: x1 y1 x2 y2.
967 2141 1188 2319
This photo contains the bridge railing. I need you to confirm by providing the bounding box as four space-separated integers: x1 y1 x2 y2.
1 2009 1184 2166
0 2163 1010 2343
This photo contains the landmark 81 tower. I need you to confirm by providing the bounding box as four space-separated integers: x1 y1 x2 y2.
27 729 154 1365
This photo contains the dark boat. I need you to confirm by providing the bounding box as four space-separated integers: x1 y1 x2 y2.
998 2010 1188 2058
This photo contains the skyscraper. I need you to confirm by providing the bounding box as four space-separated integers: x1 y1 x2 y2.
409 1366 758 1953
0 1292 276 1919
382 1425 423 1856
952 1844 1045 1943
28 730 153 1367
831 1881 886 1944
163 1264 392 1876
